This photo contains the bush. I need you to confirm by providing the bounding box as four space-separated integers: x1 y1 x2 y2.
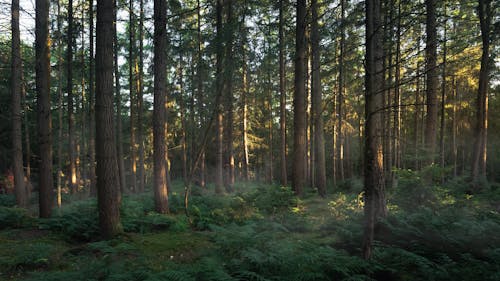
243 185 300 215
0 194 16 207
0 206 32 229
39 200 99 242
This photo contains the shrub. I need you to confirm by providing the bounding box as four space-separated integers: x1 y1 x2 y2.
0 206 32 229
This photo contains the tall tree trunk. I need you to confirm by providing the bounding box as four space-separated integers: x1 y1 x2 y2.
472 0 492 183
36 0 53 218
88 0 96 195
96 0 122 237
452 76 457 177
56 0 63 206
11 0 27 207
179 52 188 185
80 10 87 191
22 78 32 199
137 0 145 192
196 0 206 187
292 0 307 196
68 0 77 193
242 18 250 182
440 3 447 183
393 0 402 174
114 1 127 195
278 0 287 186
153 0 169 213
215 0 224 193
337 0 345 182
223 0 235 191
311 0 326 197
424 0 438 164
363 0 387 260
129 0 137 193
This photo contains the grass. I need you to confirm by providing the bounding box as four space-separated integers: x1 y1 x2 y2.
0 176 499 280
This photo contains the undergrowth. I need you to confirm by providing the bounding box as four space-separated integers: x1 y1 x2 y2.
1 176 500 280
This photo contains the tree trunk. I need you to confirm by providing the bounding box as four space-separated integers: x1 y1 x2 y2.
68 0 77 194
242 24 250 182
337 0 345 182
363 0 387 260
196 0 206 187
215 0 224 193
311 0 326 197
292 0 307 196
114 1 127 196
440 4 447 183
11 0 27 207
36 0 53 218
88 0 96 196
424 0 438 164
137 0 145 192
179 52 188 185
278 0 287 186
56 0 63 205
153 0 169 213
129 0 137 193
96 0 122 237
471 0 491 183
223 0 235 191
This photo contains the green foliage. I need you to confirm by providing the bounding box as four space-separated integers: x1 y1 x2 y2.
39 200 99 242
243 185 301 215
209 221 369 281
189 194 258 230
0 242 55 273
0 194 16 207
0 206 33 229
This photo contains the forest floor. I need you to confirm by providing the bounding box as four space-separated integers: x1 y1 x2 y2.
1 172 500 280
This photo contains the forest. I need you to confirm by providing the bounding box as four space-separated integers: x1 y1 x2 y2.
0 0 499 279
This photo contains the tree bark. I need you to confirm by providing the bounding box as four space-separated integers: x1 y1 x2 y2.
153 0 169 213
11 0 27 207
471 0 491 183
68 0 77 193
137 0 145 192
196 0 206 187
215 0 224 193
337 0 345 182
96 0 122 237
223 0 235 191
363 0 387 260
36 0 53 218
89 0 96 196
114 1 127 196
311 0 326 197
424 0 438 164
279 0 287 186
129 0 137 193
292 0 307 196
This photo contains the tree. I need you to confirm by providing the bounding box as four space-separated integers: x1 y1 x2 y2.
311 0 326 197
88 0 96 196
424 0 438 163
292 0 307 196
223 0 235 191
153 0 169 214
114 0 127 195
36 0 53 218
471 0 492 183
137 0 145 193
129 0 137 193
11 0 27 207
96 0 122 238
68 0 77 193
363 0 387 259
278 0 287 186
215 0 224 193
